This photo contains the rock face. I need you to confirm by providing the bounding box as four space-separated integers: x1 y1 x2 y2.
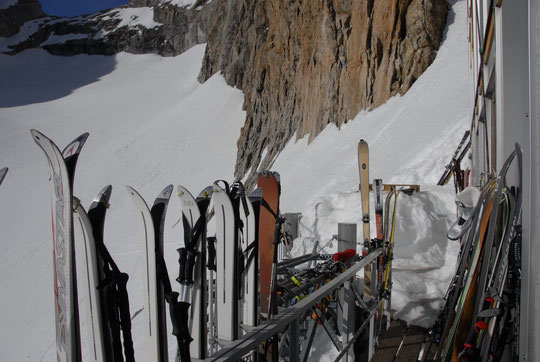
0 0 45 37
198 0 449 184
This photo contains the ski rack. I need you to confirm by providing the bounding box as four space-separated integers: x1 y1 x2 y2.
368 183 420 192
205 248 382 361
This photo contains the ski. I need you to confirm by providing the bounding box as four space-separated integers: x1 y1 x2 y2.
129 185 194 361
257 172 281 361
358 139 376 360
257 171 281 319
0 167 7 186
177 185 211 358
241 187 259 329
358 139 372 298
374 179 384 303
32 130 88 362
72 196 106 362
438 130 471 186
126 186 161 361
440 191 495 361
461 144 522 361
212 181 239 341
87 186 135 362
149 185 174 362
433 180 496 360
379 188 399 333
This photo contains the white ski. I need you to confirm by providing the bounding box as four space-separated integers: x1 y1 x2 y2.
126 186 160 361
212 182 238 341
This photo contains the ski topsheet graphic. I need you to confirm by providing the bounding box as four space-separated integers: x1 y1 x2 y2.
32 130 88 362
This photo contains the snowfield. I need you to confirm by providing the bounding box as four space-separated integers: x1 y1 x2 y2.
0 0 469 361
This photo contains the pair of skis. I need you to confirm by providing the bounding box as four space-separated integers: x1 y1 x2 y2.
437 130 471 189
433 144 522 361
33 130 134 362
128 184 211 362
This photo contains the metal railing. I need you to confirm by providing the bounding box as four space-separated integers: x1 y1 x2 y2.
207 248 382 361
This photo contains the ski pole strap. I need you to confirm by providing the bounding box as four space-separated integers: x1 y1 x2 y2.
261 198 279 220
183 214 206 251
177 247 187 283
241 241 257 274
207 237 217 271
215 179 231 194
231 181 250 219
116 272 135 362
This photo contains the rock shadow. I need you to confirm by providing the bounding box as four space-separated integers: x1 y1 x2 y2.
0 49 116 107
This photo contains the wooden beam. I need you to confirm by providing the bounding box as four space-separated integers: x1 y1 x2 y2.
484 13 495 64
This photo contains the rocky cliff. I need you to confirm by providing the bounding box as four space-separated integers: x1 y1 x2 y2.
198 0 449 183
2 0 448 184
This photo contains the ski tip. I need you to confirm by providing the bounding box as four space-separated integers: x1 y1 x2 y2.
157 184 174 200
0 167 7 186
30 129 47 143
62 132 90 158
95 185 113 203
126 185 138 197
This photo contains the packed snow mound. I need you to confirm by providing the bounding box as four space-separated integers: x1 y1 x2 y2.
0 0 469 361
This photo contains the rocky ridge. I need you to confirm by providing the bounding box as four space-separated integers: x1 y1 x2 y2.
0 0 215 56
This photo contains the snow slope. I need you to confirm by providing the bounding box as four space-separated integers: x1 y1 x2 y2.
0 0 469 360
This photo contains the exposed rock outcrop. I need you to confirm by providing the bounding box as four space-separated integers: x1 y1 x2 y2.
0 0 45 37
198 0 449 184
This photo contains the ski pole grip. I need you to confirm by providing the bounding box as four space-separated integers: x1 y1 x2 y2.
177 247 187 283
207 237 217 271
184 249 198 284
165 292 193 362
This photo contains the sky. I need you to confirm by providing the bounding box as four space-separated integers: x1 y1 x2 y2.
38 0 128 16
